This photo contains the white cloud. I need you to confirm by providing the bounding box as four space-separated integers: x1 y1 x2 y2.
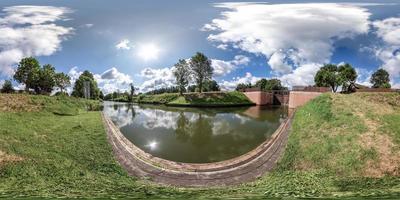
373 18 400 79
212 55 250 76
219 72 261 91
137 55 249 92
67 67 133 94
81 23 93 28
204 3 371 86
115 39 131 50
355 67 373 87
139 67 176 92
0 5 73 76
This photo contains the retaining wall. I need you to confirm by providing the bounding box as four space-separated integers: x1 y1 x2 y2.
289 91 323 109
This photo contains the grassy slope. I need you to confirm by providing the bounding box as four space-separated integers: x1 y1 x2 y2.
222 92 400 198
1 93 399 198
136 91 254 106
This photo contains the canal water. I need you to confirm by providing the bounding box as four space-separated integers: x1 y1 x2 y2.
103 102 287 163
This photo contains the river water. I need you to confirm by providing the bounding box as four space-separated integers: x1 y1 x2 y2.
103 102 287 163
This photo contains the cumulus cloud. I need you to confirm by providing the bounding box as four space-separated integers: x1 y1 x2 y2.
219 72 262 91
212 55 250 76
203 3 371 86
67 66 133 94
373 18 400 79
115 39 131 50
0 5 73 76
139 67 176 92
138 55 249 92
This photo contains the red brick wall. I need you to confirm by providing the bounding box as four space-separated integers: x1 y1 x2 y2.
289 91 323 109
243 91 273 105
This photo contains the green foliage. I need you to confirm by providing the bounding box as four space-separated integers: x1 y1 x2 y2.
315 63 358 93
255 78 287 91
338 63 357 93
128 83 135 101
137 93 179 104
1 80 14 93
54 72 71 93
71 70 100 99
189 52 213 93
36 64 56 94
314 64 341 92
187 85 197 92
168 91 253 106
371 69 391 88
235 82 252 91
173 59 191 95
13 57 41 92
202 80 220 92
13 57 69 95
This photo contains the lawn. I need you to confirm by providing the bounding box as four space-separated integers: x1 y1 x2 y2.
135 91 254 107
0 93 399 198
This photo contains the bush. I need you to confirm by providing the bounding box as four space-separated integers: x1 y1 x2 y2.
1 80 14 93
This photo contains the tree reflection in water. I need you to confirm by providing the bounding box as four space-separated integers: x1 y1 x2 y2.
103 101 287 163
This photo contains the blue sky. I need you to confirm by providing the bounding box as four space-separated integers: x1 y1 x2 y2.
0 0 399 93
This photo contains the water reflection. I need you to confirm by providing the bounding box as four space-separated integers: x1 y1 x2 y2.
103 102 287 163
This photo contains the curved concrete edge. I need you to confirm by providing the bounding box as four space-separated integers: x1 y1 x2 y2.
101 111 294 187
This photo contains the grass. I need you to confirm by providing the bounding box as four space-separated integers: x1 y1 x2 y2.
0 92 399 198
135 91 254 107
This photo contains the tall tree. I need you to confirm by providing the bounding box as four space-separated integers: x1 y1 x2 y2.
36 64 56 94
13 57 41 92
370 69 391 88
129 83 135 101
189 52 213 93
1 80 14 93
255 78 268 90
314 64 341 92
203 80 220 92
338 63 357 93
71 70 100 99
54 72 71 93
173 59 191 95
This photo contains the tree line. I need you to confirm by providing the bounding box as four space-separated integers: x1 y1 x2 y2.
314 63 392 93
235 78 287 91
1 57 102 99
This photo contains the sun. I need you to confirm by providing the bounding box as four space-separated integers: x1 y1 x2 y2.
137 43 160 61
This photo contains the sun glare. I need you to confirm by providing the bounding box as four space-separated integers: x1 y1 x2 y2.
137 43 160 61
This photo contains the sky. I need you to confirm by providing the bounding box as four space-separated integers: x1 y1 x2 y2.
0 0 400 94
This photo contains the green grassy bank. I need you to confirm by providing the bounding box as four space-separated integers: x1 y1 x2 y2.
136 91 255 107
0 93 399 198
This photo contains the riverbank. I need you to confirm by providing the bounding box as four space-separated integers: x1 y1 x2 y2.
136 91 255 107
1 93 399 198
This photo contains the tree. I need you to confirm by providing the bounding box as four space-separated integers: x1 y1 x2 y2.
189 52 213 93
35 64 56 94
54 72 71 93
71 70 100 99
129 83 135 101
173 59 191 95
1 80 14 93
235 83 252 91
338 63 357 93
255 79 268 90
13 57 41 92
203 80 220 92
99 91 104 100
265 79 286 90
255 78 286 91
187 85 197 92
314 64 341 92
370 69 391 88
